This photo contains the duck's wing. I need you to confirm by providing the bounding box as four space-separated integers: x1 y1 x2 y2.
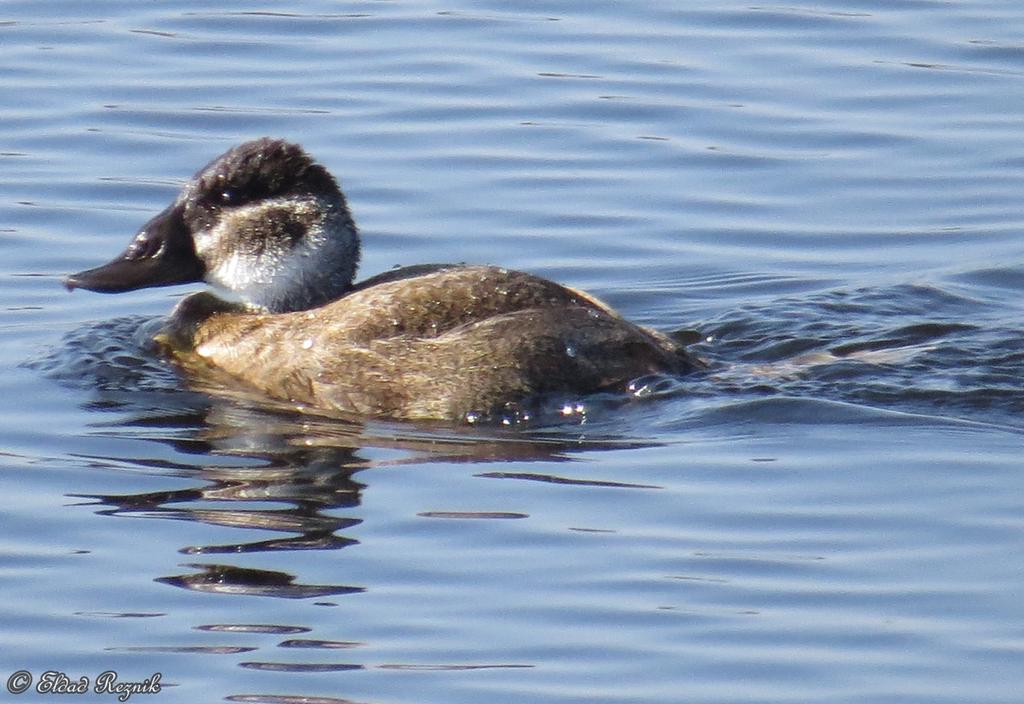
327 265 620 342
350 263 459 291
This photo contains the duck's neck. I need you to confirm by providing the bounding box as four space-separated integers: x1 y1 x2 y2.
254 271 357 313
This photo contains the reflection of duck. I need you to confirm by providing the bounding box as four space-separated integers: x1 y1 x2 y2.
73 400 651 599
65 138 702 422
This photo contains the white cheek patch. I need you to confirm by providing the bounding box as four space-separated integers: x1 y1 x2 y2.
211 250 264 287
216 250 317 309
201 222 327 310
191 196 351 312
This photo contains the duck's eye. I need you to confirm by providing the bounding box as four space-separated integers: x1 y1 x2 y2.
220 188 240 205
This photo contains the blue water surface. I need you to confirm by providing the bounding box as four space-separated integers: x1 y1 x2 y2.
1 2 1023 703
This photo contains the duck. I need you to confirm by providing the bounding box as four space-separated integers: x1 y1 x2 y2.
64 138 703 422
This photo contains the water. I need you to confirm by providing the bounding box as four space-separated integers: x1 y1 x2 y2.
2 1 1023 702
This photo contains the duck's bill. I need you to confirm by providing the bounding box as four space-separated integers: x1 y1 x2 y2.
63 204 204 294
63 254 201 293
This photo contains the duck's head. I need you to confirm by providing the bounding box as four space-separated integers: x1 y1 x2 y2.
64 138 360 313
